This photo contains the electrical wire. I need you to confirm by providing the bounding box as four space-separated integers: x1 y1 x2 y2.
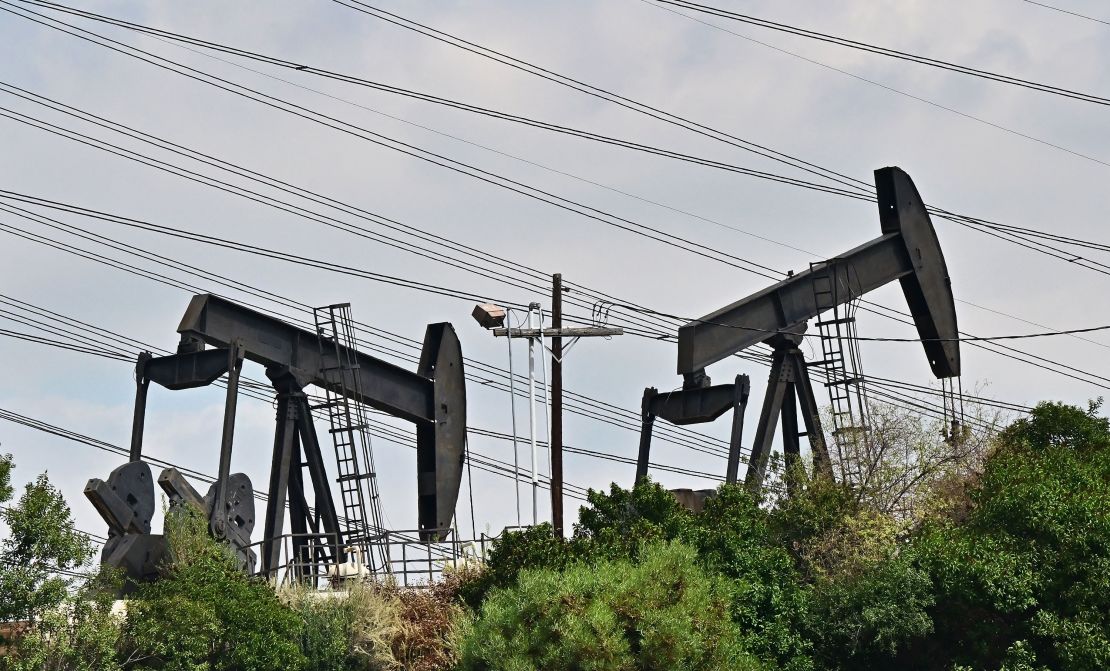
320 1 1110 275
1022 0 1110 26
0 7 1078 432
652 0 1110 107
0 286 733 484
0 200 1050 419
0 218 743 457
0 4 798 283
4 49 1105 359
642 0 1110 171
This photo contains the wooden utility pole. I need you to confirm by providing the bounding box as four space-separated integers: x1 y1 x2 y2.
550 274 564 536
484 281 622 537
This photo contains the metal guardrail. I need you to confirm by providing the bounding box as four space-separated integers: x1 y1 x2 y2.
243 526 532 588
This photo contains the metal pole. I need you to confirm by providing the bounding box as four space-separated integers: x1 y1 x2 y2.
527 302 539 526
129 352 152 463
539 310 552 482
506 320 521 526
213 342 243 540
550 274 564 536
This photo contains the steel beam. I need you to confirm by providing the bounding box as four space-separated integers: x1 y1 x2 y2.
176 294 435 423
636 375 750 485
677 167 959 379
262 391 297 576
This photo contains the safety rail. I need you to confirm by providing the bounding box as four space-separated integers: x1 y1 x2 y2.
244 527 530 589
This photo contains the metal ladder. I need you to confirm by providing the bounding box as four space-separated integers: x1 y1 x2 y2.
809 261 867 485
313 303 389 574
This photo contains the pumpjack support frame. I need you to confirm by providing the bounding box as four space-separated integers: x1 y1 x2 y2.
744 332 834 494
642 167 960 492
677 167 959 381
99 294 467 584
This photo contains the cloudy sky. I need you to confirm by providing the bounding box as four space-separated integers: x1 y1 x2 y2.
1 0 1108 552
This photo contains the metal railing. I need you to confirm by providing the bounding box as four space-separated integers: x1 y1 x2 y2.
244 527 528 588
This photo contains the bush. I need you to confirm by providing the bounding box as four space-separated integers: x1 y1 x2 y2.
346 583 404 670
122 505 305 671
391 576 465 671
804 555 934 670
685 486 811 670
575 479 692 556
456 523 577 610
282 576 463 671
458 542 764 671
282 589 356 671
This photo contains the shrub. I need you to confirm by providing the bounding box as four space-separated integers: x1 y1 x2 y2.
804 555 934 670
690 485 812 670
122 505 305 671
282 588 357 671
575 479 692 556
390 576 465 671
457 542 764 671
456 523 576 610
346 583 404 670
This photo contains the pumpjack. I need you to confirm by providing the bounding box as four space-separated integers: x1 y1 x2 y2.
85 295 466 588
636 166 961 492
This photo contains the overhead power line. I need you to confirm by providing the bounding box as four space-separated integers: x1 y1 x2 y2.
616 303 1110 343
324 0 871 194
1 119 1103 398
0 79 731 340
0 2 877 206
651 0 1110 107
11 193 1095 348
1022 0 1110 26
0 203 1035 427
0 405 593 509
6 186 1109 394
319 1 1110 272
0 291 721 485
0 3 802 284
641 0 1110 171
0 214 748 459
4 8 1108 311
4 5 1104 399
6 191 1107 397
2 75 1106 392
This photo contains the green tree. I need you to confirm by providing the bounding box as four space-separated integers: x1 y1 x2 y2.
1 570 124 671
456 522 579 610
0 452 13 503
458 542 764 671
458 481 812 670
691 485 812 671
911 401 1110 670
576 479 693 556
0 463 93 622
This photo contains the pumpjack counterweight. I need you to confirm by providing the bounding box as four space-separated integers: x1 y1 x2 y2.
637 167 961 493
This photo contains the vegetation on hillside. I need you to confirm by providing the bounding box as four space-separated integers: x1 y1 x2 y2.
1 399 1108 670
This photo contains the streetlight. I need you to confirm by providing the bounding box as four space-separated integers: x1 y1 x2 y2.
471 274 623 535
